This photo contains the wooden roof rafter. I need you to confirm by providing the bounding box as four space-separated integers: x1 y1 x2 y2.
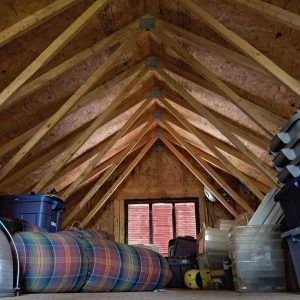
61 120 155 228
227 0 300 30
162 89 271 151
58 131 153 196
80 137 158 227
179 0 300 96
156 68 278 186
59 97 153 199
159 97 265 201
160 119 254 213
160 62 285 128
33 66 148 193
0 0 111 108
161 136 239 218
0 0 82 48
164 131 270 194
154 28 278 136
1 18 141 111
160 110 275 184
0 29 142 182
154 16 269 77
0 61 148 159
0 106 152 192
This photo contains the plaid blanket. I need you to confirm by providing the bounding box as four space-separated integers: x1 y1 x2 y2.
13 230 171 293
13 232 87 293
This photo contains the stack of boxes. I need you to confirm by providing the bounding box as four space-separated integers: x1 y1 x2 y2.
197 220 234 289
269 110 300 290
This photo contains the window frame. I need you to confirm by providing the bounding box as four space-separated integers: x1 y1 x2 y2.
125 198 200 245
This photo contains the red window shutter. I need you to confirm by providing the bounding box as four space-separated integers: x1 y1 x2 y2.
127 204 150 245
152 203 173 256
175 203 197 238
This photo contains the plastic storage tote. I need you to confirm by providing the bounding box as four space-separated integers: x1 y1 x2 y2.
274 178 300 229
198 228 229 254
230 225 285 292
168 236 197 258
282 226 300 288
166 257 196 288
0 194 64 232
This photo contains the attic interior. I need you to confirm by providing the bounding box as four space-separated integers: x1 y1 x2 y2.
0 0 300 298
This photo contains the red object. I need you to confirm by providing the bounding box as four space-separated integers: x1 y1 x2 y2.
175 203 196 238
127 204 149 245
127 201 197 256
152 203 173 256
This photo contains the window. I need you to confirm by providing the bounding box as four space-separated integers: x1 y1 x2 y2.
126 199 199 256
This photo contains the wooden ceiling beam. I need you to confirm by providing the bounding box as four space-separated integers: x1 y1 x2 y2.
60 98 152 199
161 61 285 128
155 29 277 136
59 133 152 195
154 16 268 76
227 0 300 31
163 131 270 194
160 97 266 200
81 138 157 227
161 120 254 213
0 30 141 181
164 132 227 172
157 69 278 186
0 61 146 158
162 136 239 217
2 19 140 110
161 111 274 179
179 0 300 96
0 0 111 108
163 89 270 150
33 67 147 193
62 120 154 228
0 105 150 191
0 0 81 48
58 130 153 195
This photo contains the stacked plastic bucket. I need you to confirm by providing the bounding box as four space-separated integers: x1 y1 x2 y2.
229 225 285 292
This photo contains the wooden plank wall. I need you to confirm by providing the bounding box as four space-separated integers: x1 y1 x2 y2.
90 143 235 242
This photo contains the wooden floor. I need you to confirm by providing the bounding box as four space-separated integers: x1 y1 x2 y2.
5 290 299 300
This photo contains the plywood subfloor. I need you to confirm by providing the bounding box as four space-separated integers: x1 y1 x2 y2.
5 290 299 300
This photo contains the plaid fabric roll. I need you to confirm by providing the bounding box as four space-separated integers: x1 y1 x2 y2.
154 254 172 289
131 246 161 291
61 228 109 240
13 232 87 293
81 238 121 292
112 243 140 292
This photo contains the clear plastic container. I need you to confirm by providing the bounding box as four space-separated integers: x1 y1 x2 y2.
234 275 286 292
230 239 282 253
198 228 229 253
229 232 280 243
232 259 286 292
234 259 285 275
230 225 280 235
232 249 285 262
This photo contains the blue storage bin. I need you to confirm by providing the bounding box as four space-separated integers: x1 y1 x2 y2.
0 194 64 232
282 227 300 289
